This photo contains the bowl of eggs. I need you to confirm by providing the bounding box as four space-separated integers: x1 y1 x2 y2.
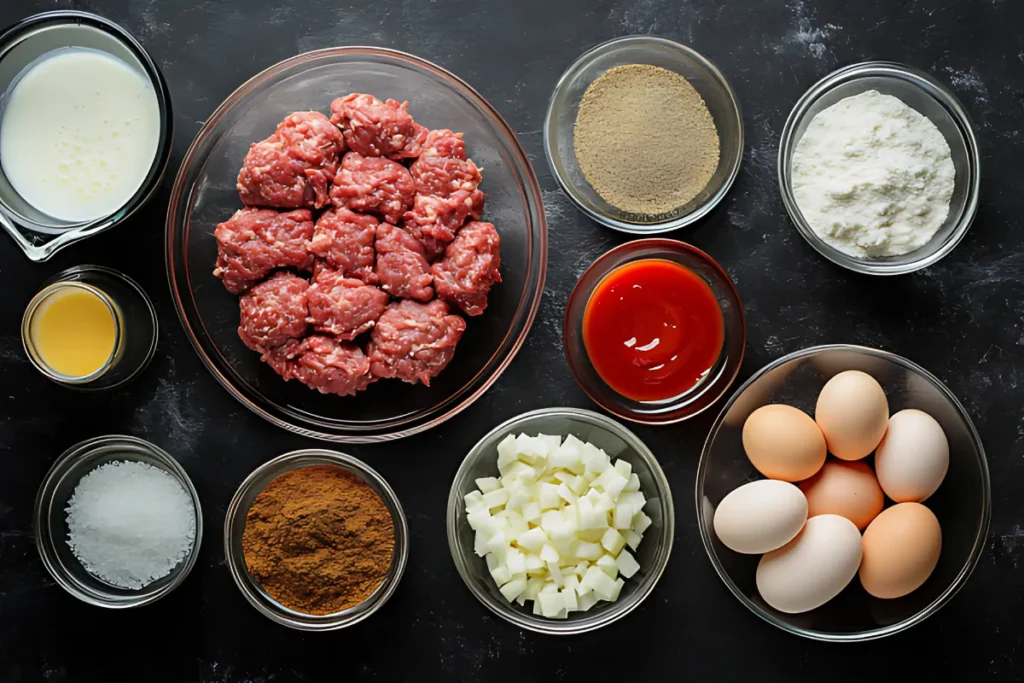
696 344 990 641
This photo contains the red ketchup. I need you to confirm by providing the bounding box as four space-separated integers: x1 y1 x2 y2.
582 259 724 402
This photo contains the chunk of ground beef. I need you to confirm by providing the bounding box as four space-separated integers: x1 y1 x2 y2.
409 155 482 197
307 207 378 283
237 272 310 352
237 111 344 209
306 267 389 341
367 300 466 386
374 223 434 301
261 337 305 377
330 152 416 224
214 207 314 294
329 93 428 160
420 129 466 159
264 335 372 396
402 189 485 243
431 221 501 316
404 221 449 263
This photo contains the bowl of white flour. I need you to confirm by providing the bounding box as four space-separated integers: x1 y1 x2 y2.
778 62 980 275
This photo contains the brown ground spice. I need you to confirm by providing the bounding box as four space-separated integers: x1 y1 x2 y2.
242 465 395 615
573 64 720 216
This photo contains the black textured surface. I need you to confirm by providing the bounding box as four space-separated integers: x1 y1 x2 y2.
2 0 1023 681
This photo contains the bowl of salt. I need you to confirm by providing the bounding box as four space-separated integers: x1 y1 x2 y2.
33 434 202 609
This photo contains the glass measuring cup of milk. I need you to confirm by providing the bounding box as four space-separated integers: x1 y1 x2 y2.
0 11 172 262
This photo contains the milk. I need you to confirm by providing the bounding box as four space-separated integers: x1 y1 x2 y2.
0 48 161 223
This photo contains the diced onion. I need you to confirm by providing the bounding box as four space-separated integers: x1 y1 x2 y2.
465 432 651 617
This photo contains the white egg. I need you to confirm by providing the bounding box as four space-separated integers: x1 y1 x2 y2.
756 514 862 614
713 480 808 554
874 409 949 502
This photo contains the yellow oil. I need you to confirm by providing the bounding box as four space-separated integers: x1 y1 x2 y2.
31 285 118 378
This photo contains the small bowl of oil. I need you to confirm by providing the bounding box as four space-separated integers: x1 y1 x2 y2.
22 264 157 390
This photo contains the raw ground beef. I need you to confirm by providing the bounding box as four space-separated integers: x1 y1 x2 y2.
409 155 482 197
329 93 428 160
237 272 310 352
307 207 378 283
262 337 305 375
293 336 374 396
237 111 344 209
404 222 449 263
219 98 502 397
368 299 466 386
330 152 416 224
374 223 434 302
403 189 485 243
214 207 315 294
431 221 502 317
420 129 466 159
264 335 373 396
306 267 389 341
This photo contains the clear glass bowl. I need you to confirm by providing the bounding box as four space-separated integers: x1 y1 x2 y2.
21 265 158 390
778 62 981 275
697 345 991 641
447 407 674 634
0 11 172 262
564 239 746 424
223 449 409 631
544 35 743 233
165 47 547 443
33 435 203 609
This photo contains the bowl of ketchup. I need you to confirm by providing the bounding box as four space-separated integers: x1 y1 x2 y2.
564 239 745 424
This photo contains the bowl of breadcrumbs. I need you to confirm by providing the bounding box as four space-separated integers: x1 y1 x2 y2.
544 36 743 234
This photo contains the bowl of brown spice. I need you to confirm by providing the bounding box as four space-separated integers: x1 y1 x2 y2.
224 450 409 630
544 35 743 233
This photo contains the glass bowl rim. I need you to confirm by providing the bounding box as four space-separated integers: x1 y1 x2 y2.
33 434 204 609
222 448 410 631
446 406 675 635
695 343 992 642
777 61 981 276
543 34 744 234
562 238 747 424
163 45 548 443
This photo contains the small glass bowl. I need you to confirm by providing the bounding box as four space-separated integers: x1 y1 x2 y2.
778 62 981 275
564 239 746 424
33 435 203 609
0 11 173 262
697 345 991 641
544 35 743 233
447 407 674 635
21 265 159 390
223 449 410 631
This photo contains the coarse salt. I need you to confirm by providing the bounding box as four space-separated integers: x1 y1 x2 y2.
66 460 196 590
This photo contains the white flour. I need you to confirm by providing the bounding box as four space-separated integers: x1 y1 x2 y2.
791 90 955 258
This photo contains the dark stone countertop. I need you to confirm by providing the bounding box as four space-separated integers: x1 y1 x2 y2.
1 0 1023 681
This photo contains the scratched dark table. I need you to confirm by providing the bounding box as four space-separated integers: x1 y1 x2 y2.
2 0 1023 681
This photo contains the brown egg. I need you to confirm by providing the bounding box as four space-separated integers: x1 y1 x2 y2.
742 404 826 482
815 370 889 461
799 460 884 530
860 503 942 599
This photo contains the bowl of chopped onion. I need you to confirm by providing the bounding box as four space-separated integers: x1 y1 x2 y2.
446 407 674 634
